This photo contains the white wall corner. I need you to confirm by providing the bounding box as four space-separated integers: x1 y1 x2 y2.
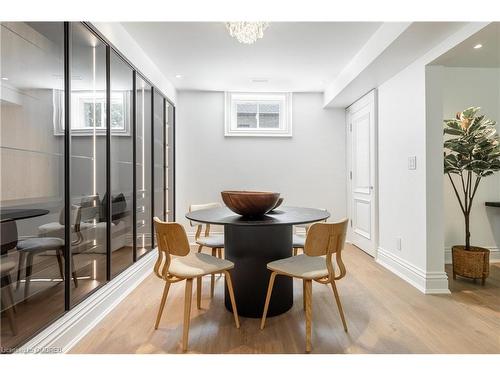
323 22 411 108
15 251 156 354
376 247 450 294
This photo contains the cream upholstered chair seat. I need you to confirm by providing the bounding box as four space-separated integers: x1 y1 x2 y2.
292 234 306 248
195 234 224 248
169 252 234 278
267 254 328 280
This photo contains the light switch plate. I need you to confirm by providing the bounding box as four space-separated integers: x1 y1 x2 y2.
408 156 417 170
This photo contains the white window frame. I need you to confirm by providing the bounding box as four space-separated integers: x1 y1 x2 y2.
224 92 292 137
53 90 131 136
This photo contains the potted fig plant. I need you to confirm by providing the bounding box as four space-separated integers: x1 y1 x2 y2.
444 107 500 285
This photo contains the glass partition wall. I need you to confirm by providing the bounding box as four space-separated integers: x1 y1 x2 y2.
0 22 175 351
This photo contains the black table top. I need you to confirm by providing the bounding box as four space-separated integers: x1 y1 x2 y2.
186 206 330 226
0 208 50 223
485 202 500 208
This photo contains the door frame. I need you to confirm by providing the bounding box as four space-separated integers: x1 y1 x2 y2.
346 89 379 257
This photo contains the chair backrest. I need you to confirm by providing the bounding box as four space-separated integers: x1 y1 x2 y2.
304 219 348 257
154 217 190 257
188 202 221 227
153 217 190 280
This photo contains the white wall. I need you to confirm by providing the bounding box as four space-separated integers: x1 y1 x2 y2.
92 22 177 104
375 23 489 294
442 67 500 256
176 91 347 232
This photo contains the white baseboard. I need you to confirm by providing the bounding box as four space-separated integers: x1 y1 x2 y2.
16 250 156 354
376 247 450 294
445 246 500 264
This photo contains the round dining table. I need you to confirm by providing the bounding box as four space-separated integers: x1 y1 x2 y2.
185 206 330 318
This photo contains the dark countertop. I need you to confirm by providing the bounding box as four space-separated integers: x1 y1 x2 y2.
186 206 330 226
485 202 500 208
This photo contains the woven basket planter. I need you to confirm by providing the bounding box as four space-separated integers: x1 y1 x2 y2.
452 245 490 285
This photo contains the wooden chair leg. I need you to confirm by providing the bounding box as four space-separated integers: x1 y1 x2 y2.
330 280 348 332
71 254 78 288
293 248 297 256
217 248 223 259
154 281 171 329
16 251 26 290
210 248 216 298
303 279 306 311
5 274 17 313
196 276 202 309
56 249 64 279
182 278 193 352
260 271 277 329
305 279 312 353
197 245 203 253
224 271 240 328
24 253 34 300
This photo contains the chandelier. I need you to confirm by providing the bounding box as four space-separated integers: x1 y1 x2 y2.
225 22 269 44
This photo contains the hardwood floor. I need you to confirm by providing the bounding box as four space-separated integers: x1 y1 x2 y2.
70 245 500 354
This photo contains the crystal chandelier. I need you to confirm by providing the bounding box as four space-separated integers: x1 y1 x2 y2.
225 22 269 44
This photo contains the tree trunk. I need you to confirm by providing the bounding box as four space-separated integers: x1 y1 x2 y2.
465 212 471 251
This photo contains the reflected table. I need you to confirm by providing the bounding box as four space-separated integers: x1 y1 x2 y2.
0 208 50 223
185 206 329 318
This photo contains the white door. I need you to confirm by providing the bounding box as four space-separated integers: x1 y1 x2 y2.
346 90 377 257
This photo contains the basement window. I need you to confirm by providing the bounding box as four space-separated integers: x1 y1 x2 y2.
224 92 292 137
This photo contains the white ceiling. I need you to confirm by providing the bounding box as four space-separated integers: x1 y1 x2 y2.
431 22 500 68
121 22 382 92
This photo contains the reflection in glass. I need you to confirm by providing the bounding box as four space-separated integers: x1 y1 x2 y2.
153 90 165 229
0 22 65 350
166 101 174 222
136 75 152 257
70 23 107 306
110 51 134 277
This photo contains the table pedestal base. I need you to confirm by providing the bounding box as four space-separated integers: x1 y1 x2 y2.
224 224 293 318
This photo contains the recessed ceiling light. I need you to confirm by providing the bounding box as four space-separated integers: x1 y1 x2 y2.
473 44 483 49
251 78 268 83
1 77 8 81
175 74 184 79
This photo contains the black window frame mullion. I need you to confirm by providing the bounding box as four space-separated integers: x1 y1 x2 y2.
163 97 167 221
132 70 137 263
105 45 111 281
150 85 155 250
63 21 72 311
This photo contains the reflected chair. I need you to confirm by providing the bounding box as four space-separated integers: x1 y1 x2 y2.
189 202 224 298
153 217 239 352
1 227 18 335
13 207 80 299
261 219 349 353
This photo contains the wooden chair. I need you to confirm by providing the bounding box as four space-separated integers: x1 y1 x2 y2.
261 219 349 353
292 210 328 256
188 202 224 298
153 217 240 352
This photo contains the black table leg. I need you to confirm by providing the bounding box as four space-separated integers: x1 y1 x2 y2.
224 224 293 318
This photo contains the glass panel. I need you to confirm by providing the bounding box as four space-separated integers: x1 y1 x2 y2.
70 23 107 306
153 91 164 227
0 22 65 350
110 51 133 278
236 103 257 128
136 75 152 257
166 102 174 222
258 103 280 128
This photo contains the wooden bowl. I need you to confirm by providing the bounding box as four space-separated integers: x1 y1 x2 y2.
221 191 280 217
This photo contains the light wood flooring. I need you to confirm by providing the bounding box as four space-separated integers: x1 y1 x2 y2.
70 245 500 354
